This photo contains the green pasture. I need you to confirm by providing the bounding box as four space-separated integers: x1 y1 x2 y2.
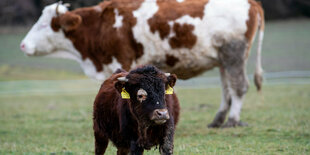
0 84 310 154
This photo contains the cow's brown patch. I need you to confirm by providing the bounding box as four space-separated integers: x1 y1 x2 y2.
148 0 208 48
245 0 265 58
165 54 179 67
169 23 197 49
245 0 259 42
51 0 144 72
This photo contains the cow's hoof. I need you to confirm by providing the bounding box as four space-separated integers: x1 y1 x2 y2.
221 118 248 128
207 122 222 128
207 112 226 128
237 121 248 127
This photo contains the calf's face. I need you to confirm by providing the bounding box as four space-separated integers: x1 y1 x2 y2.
115 67 177 125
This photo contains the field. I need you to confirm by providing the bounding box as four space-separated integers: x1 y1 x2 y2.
0 85 310 154
0 19 310 154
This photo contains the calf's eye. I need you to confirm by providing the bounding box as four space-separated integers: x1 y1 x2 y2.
137 89 147 102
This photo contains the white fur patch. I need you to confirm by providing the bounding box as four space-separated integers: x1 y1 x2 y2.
93 5 102 12
44 50 81 62
176 0 185 2
104 57 122 76
80 58 104 80
228 94 243 121
256 30 264 73
80 57 122 81
132 0 250 75
113 9 124 28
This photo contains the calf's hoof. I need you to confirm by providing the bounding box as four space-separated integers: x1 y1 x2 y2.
221 118 248 128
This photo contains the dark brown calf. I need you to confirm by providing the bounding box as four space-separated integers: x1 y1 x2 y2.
93 66 180 155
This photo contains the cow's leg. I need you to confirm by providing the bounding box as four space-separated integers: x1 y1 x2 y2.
218 39 249 128
208 67 231 128
222 73 249 127
94 131 109 155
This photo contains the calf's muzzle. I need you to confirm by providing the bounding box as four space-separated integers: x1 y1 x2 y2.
151 109 170 124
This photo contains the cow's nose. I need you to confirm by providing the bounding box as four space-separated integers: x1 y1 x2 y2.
20 43 26 51
154 109 169 119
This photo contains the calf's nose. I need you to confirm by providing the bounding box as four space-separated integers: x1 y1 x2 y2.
154 109 170 120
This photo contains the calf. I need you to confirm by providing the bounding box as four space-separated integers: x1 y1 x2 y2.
93 66 180 155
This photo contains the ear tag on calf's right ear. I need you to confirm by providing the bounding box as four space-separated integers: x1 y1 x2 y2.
121 88 130 99
165 85 174 95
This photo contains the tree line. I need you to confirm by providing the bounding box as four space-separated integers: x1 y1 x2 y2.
0 0 309 26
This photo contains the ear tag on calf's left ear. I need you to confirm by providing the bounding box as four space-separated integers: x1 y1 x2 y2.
121 88 130 99
165 85 174 95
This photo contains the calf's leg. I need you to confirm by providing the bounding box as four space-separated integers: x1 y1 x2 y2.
117 148 130 155
94 131 109 155
130 140 144 155
217 39 249 128
160 118 175 155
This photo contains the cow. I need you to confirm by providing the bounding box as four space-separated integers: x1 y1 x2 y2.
93 65 180 154
20 0 265 128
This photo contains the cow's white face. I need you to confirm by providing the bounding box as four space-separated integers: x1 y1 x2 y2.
20 3 68 56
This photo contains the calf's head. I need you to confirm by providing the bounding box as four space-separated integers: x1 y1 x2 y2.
115 66 177 125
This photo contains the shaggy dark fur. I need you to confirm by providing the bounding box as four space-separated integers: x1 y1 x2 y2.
93 66 180 155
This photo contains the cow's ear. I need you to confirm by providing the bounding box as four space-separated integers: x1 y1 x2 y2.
100 0 113 11
167 74 177 88
59 12 82 31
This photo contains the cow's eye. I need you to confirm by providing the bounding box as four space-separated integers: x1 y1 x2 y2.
137 89 147 102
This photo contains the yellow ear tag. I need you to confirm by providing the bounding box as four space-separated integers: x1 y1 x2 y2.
121 88 130 99
165 85 174 95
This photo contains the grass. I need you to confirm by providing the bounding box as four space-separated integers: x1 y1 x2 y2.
0 84 309 154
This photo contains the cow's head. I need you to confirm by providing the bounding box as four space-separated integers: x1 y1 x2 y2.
115 66 177 125
20 2 80 56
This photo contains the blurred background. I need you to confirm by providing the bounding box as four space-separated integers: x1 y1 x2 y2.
0 0 309 154
0 0 309 85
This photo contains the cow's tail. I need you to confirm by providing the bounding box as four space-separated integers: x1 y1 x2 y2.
254 7 265 92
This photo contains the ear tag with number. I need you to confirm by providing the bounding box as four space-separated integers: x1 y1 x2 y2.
121 88 130 99
165 85 174 95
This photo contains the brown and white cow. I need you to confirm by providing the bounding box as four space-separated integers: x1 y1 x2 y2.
20 0 264 127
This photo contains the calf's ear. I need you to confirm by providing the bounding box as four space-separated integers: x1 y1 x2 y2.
115 76 128 93
115 81 125 93
58 12 82 31
167 74 177 87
